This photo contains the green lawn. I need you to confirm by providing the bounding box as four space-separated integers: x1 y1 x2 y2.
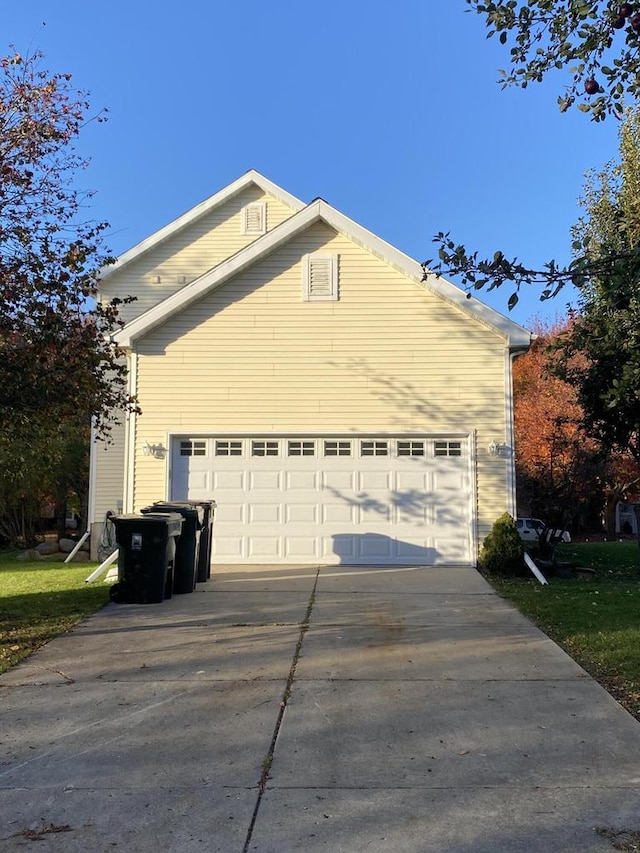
0 553 110 673
488 541 640 719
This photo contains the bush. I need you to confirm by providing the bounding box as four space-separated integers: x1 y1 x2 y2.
479 513 525 576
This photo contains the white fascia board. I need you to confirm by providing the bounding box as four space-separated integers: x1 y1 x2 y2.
115 196 532 351
101 170 305 282
114 202 326 346
311 200 533 350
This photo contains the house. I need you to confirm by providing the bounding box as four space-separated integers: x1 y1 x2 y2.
91 170 531 566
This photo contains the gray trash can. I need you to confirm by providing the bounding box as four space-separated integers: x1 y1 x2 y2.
111 513 183 604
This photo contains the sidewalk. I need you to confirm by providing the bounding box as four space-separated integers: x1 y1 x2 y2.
1 565 639 852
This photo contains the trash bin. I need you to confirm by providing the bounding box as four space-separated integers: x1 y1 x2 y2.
196 500 216 582
173 500 216 582
142 502 205 594
111 512 183 604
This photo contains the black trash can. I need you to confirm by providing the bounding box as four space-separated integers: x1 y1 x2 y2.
142 502 205 594
111 512 183 604
173 500 216 582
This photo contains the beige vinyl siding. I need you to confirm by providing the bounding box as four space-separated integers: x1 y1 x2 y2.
92 418 126 522
131 223 512 545
99 187 297 323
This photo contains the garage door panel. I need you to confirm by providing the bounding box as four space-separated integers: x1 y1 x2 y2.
213 536 245 559
322 503 355 524
249 504 282 523
248 537 282 559
285 471 319 490
213 471 246 490
322 470 355 491
286 504 318 523
172 435 473 566
249 471 282 490
219 504 245 524
285 537 318 558
357 471 392 491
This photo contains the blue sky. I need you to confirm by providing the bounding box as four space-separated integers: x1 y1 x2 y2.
4 1 622 326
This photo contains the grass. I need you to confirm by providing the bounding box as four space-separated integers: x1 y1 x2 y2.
0 551 110 674
488 540 640 720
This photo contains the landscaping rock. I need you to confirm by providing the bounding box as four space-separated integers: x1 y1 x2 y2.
59 538 76 554
16 549 43 561
40 552 67 562
35 541 60 556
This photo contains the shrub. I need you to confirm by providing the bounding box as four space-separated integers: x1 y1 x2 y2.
479 513 525 576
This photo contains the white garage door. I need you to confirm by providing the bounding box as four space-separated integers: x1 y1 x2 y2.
170 436 473 565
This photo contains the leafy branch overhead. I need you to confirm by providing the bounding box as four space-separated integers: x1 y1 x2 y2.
425 230 640 309
426 4 640 303
467 1 640 121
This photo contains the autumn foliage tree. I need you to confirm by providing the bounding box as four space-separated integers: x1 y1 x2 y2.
514 319 598 527
514 319 640 534
0 49 136 545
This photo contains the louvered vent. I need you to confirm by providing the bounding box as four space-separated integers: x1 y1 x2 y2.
242 202 266 235
303 254 338 301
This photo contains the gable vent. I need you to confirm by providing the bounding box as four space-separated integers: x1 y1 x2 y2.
242 202 267 235
303 254 339 301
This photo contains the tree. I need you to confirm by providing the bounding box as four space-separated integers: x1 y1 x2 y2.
554 108 640 462
514 319 596 526
425 2 640 302
0 49 137 546
0 49 136 437
514 318 640 534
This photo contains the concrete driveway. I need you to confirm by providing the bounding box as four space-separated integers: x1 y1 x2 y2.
1 565 640 852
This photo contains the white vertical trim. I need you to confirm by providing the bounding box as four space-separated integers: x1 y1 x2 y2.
469 429 479 565
123 351 138 513
165 431 173 501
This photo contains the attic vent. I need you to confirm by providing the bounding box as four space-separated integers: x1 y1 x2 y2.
242 202 267 235
303 254 339 302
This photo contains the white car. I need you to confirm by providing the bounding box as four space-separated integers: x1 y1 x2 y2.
517 518 571 543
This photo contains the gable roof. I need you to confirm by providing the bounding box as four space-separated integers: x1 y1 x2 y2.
113 194 532 351
101 169 305 280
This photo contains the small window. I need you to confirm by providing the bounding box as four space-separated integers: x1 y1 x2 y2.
252 440 279 457
180 440 207 457
361 440 389 457
398 440 425 457
434 440 462 457
288 440 315 456
324 440 352 457
242 202 266 235
302 254 339 301
215 440 242 456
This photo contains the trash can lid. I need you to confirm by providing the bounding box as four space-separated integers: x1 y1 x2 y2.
144 502 205 524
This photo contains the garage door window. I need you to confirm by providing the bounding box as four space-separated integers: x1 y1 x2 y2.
397 440 425 456
215 440 243 456
324 440 352 456
288 440 315 456
434 440 462 457
180 440 207 456
361 440 389 456
252 440 279 457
